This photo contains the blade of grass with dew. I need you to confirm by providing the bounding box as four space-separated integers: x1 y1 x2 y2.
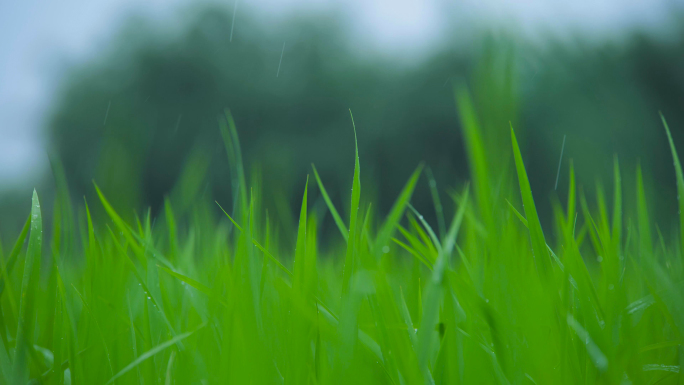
397 224 435 265
407 212 438 260
13 190 42 384
408 203 442 252
105 226 181 346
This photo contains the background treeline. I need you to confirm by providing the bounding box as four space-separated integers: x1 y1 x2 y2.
7 6 682 244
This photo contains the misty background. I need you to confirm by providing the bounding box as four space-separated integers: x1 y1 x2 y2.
2 0 684 244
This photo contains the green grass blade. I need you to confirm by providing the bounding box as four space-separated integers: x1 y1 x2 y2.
417 186 468 373
636 163 652 256
312 164 348 241
510 124 550 275
94 182 145 261
426 167 447 240
408 203 442 252
611 156 622 254
159 265 210 295
219 109 248 220
661 113 684 260
342 109 361 296
505 199 528 228
566 314 608 372
13 190 42 384
216 201 292 277
293 176 309 291
456 86 492 228
567 159 576 230
373 164 424 258
105 324 205 385
0 214 30 299
71 284 114 376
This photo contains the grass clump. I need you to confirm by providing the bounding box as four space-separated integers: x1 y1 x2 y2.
1 100 684 384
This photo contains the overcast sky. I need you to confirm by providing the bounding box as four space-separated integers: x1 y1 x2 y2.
0 0 682 189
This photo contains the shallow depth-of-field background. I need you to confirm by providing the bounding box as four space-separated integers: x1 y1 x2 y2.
3 1 684 384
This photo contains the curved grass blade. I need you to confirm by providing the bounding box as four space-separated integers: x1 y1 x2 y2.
94 182 144 261
312 164 348 241
510 124 550 275
158 266 229 308
392 238 433 270
566 314 608 372
373 164 424 258
408 203 442 252
216 201 292 277
417 186 468 375
661 113 684 260
105 324 205 385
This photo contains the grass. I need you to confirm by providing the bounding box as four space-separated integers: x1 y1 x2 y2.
1 94 684 385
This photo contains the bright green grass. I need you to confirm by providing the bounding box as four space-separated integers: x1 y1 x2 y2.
2 97 684 384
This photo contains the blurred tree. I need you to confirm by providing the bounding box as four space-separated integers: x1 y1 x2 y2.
47 6 471 226
45 5 684 238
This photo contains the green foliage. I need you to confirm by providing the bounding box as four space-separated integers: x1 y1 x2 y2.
2 104 684 384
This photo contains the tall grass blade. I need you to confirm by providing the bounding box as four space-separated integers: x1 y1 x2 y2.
312 164 348 241
510 124 550 275
105 324 205 385
13 190 42 384
661 113 684 260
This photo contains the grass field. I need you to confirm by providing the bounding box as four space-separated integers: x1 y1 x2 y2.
1 88 684 384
